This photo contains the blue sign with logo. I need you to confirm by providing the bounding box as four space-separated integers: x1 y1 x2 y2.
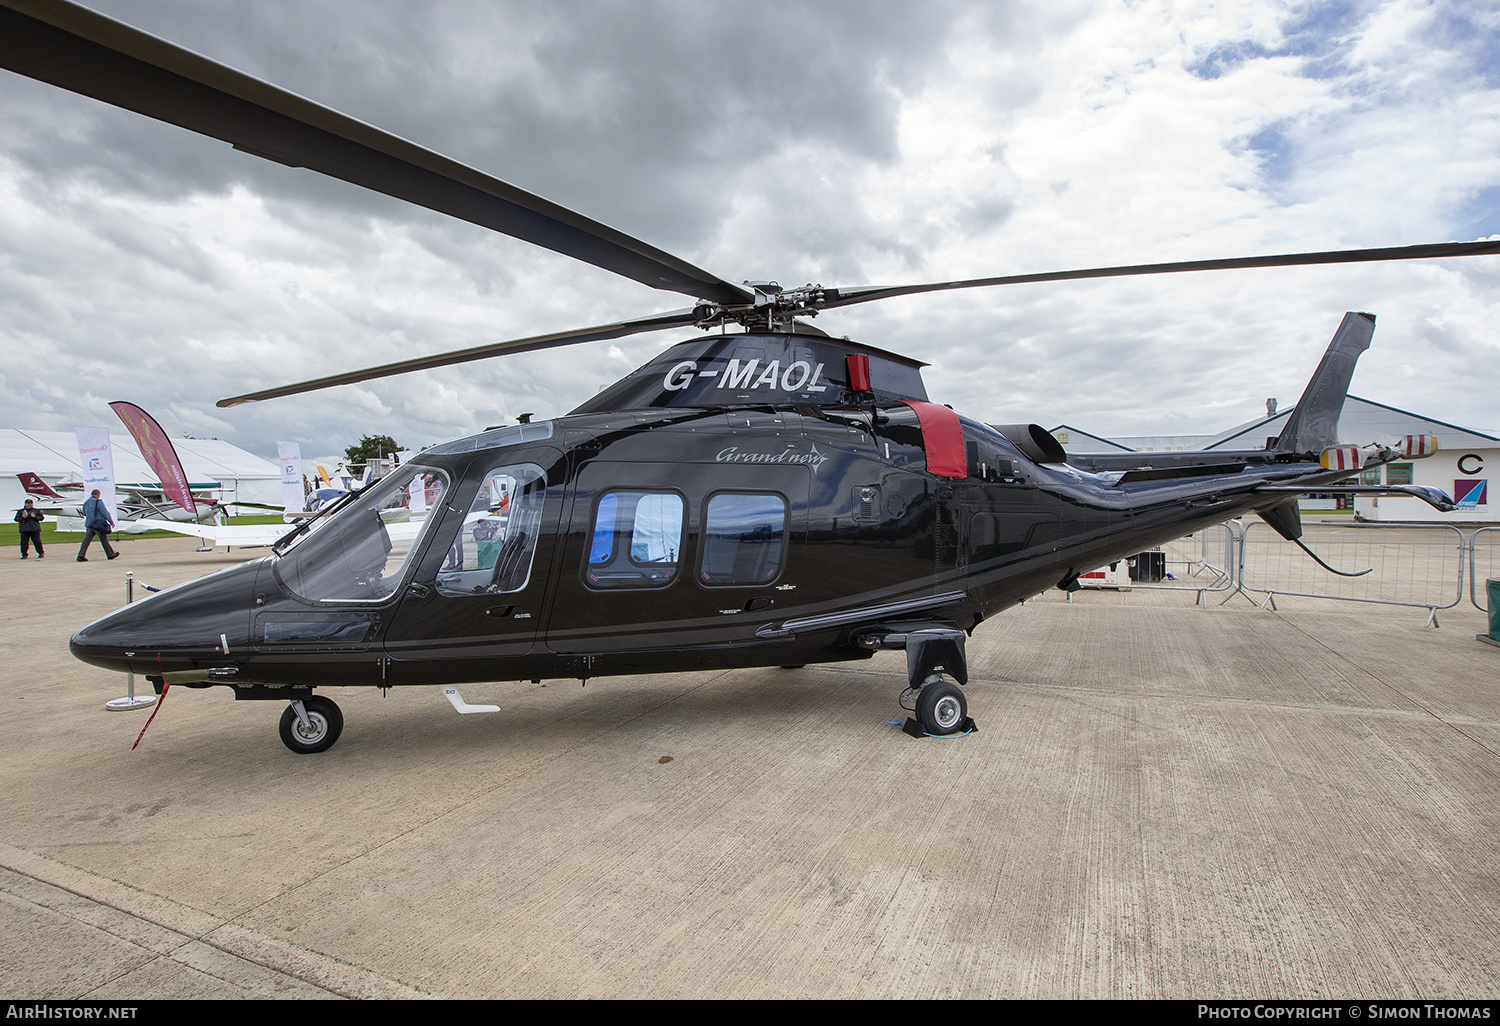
1454 479 1488 507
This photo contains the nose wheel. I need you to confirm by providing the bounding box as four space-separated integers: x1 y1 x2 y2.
279 696 344 754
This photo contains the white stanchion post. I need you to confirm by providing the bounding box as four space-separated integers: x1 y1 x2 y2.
106 571 156 711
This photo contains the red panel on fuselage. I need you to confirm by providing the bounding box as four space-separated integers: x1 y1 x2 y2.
900 400 967 479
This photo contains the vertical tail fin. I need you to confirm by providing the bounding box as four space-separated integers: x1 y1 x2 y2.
1272 312 1374 454
17 472 67 500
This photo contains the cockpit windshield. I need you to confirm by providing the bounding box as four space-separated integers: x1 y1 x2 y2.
273 467 449 603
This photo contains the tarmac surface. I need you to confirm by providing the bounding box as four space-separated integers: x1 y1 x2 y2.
2 535 1497 999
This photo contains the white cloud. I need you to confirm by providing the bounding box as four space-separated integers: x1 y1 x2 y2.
1 0 1497 458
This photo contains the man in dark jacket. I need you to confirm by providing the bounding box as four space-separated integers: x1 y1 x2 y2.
77 489 119 561
14 498 44 558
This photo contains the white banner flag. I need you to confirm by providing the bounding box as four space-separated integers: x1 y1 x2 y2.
74 426 118 522
277 441 305 513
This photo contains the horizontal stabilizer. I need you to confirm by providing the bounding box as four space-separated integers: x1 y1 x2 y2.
1400 485 1460 512
1255 484 1458 512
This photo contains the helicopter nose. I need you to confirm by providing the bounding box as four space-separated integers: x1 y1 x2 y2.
70 598 168 673
69 559 263 674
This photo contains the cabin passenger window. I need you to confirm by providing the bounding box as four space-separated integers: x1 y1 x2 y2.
585 491 684 589
436 463 546 596
700 493 786 586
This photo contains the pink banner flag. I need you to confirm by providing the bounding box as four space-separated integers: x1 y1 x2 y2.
109 401 197 515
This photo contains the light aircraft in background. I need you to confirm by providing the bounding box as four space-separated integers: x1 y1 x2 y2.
312 487 346 510
16 471 228 527
129 467 433 551
135 478 439 550
127 515 302 550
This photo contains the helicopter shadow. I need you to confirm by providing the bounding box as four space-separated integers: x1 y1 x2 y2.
342 662 911 758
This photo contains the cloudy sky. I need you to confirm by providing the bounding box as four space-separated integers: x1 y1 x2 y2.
1 0 1497 462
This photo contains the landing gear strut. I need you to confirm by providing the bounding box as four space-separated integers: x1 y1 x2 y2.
279 695 344 754
855 625 976 737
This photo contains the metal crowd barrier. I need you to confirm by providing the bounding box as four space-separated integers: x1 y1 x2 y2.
1077 521 1241 604
1232 521 1466 626
1469 526 1500 612
1069 517 1496 624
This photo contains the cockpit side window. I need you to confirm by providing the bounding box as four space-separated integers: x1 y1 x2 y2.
436 463 547 596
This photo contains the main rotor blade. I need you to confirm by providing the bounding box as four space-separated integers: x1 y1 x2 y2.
819 240 1500 309
216 308 700 407
0 0 751 307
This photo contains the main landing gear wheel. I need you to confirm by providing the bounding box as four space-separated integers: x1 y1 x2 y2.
279 696 344 754
915 679 967 736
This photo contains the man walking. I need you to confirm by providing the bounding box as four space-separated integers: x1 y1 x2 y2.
14 498 44 558
77 489 119 561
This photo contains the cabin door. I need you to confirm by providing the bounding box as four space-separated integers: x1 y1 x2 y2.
382 455 562 682
543 461 808 661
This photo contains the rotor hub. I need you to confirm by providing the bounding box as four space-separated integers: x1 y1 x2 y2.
693 282 828 333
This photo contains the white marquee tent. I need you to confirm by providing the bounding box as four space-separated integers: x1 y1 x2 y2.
1 429 281 518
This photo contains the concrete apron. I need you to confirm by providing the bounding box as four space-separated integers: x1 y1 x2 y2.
2 537 1497 998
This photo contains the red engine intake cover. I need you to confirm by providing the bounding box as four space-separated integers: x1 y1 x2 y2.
900 400 967 479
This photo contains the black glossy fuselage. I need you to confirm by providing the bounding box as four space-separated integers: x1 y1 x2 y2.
70 395 1327 693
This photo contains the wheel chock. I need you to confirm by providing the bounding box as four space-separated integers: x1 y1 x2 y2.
901 717 977 738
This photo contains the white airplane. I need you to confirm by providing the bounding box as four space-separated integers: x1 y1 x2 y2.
127 517 299 549
134 500 432 551
16 471 234 525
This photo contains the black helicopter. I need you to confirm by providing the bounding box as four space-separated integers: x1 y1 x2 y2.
5 0 1492 752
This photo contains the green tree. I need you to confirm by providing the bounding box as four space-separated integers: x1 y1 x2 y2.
343 434 402 474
